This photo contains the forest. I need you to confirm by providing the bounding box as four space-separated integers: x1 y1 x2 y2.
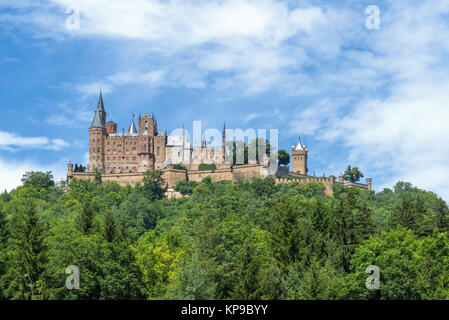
0 170 448 300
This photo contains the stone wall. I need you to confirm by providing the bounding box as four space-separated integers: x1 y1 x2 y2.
275 176 335 196
68 164 371 198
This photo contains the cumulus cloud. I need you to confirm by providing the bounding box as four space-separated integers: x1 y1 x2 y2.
0 131 70 151
0 0 351 95
291 1 449 200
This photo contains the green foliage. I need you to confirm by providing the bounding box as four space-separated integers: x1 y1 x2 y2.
94 168 102 185
198 163 217 172
1 170 448 300
73 164 87 172
173 164 187 170
21 171 55 189
343 165 364 183
2 199 47 299
277 149 290 166
138 170 166 201
174 180 199 196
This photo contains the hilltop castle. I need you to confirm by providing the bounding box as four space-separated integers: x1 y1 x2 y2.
67 93 372 196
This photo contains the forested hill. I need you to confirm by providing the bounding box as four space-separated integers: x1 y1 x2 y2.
0 171 449 300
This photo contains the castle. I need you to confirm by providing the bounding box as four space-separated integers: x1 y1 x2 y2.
67 93 372 196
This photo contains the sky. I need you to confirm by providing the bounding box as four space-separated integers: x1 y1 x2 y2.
0 0 449 200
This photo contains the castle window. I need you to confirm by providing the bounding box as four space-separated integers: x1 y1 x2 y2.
97 147 100 152
157 147 160 157
132 156 136 161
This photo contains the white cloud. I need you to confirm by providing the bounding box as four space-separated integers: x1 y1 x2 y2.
0 157 67 191
317 1 449 200
0 131 70 151
1 56 20 63
0 0 348 95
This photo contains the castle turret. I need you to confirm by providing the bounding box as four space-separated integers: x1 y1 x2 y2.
366 178 372 190
106 120 117 134
88 92 106 172
291 136 308 175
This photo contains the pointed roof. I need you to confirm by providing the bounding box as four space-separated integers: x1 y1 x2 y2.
295 136 304 150
90 110 105 128
128 114 137 134
97 91 105 113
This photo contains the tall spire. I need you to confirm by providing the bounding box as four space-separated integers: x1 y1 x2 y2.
295 136 304 151
96 91 106 125
128 114 137 134
97 91 105 112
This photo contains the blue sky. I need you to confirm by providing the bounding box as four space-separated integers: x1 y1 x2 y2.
1 0 449 200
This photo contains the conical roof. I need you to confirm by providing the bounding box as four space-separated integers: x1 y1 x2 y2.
90 110 105 128
129 115 138 134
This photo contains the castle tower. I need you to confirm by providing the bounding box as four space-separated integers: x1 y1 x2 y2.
138 113 157 136
291 136 308 175
106 120 117 134
88 92 106 172
137 113 154 171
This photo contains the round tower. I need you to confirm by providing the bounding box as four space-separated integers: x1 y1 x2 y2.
88 92 107 172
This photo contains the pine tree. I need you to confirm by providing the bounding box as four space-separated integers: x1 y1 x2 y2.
0 203 9 299
79 199 94 235
390 196 427 234
434 198 449 233
103 210 117 243
4 200 47 300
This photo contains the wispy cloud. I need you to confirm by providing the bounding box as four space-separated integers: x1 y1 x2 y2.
0 131 69 151
1 56 20 63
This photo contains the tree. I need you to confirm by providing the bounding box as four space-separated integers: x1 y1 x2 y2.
94 168 102 185
390 196 428 235
139 170 166 201
0 203 9 299
79 198 94 235
3 200 47 299
433 198 449 233
21 171 55 189
171 252 216 300
277 149 290 166
343 165 364 183
103 209 117 243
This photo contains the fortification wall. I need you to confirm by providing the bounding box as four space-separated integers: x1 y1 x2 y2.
68 165 357 198
275 176 335 196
